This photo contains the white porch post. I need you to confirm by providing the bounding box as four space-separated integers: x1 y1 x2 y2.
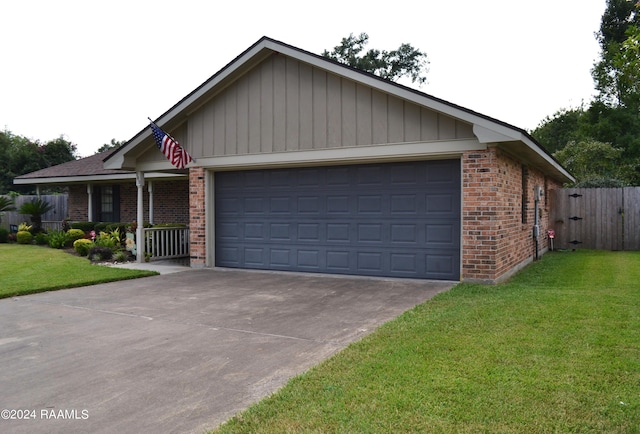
136 172 145 263
87 184 94 222
148 181 154 225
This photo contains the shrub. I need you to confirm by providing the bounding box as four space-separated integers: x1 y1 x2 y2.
70 221 96 232
113 250 128 262
47 230 70 249
94 222 111 233
34 232 48 245
105 223 128 234
66 228 85 243
18 222 32 232
152 223 187 228
18 198 53 233
88 246 112 262
0 228 9 243
95 228 123 250
17 230 33 244
73 238 94 256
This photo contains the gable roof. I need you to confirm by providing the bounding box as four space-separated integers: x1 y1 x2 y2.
14 148 182 186
105 36 571 183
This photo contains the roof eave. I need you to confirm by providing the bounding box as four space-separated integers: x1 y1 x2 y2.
13 172 186 186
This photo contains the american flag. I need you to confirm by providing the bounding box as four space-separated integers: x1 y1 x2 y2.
150 123 193 169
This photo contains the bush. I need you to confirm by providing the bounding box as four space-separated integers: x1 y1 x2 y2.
66 228 85 243
95 228 123 250
151 223 187 228
47 230 70 249
73 238 94 256
34 232 48 245
105 223 128 234
88 246 112 262
0 228 9 243
113 250 128 262
70 221 96 232
17 230 33 244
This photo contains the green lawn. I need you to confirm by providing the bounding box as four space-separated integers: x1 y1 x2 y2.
215 251 640 433
0 244 157 298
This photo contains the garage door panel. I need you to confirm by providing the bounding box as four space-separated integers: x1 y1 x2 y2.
425 253 456 278
425 223 456 245
215 160 460 280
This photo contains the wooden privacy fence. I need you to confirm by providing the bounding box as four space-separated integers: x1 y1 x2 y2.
0 195 68 231
550 187 640 251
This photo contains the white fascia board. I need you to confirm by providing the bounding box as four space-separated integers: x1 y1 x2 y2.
519 136 575 182
194 139 485 170
13 172 184 185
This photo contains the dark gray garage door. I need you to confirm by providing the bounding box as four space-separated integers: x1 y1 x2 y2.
215 160 460 280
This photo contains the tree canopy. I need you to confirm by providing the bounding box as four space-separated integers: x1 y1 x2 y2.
322 33 429 85
532 0 640 186
96 138 125 154
0 129 77 194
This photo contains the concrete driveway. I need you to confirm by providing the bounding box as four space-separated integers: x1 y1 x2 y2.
0 269 453 433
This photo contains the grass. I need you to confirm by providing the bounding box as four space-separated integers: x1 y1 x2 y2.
0 244 158 298
214 250 640 433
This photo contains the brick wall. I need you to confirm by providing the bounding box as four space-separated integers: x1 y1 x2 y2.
68 185 88 221
189 167 207 266
67 180 189 224
119 180 189 224
462 147 561 283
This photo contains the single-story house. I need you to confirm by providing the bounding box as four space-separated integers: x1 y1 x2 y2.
14 148 190 225
17 37 574 283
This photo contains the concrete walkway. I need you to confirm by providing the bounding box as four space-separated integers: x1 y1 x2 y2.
107 259 192 275
0 269 454 433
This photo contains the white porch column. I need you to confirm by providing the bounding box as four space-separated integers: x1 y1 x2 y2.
148 181 154 225
136 172 145 263
86 184 94 222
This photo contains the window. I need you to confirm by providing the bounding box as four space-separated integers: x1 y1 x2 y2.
93 185 120 222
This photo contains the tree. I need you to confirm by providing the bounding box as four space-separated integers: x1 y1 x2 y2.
531 1 640 186
531 107 586 153
96 138 125 154
322 33 429 85
18 198 54 233
0 129 77 194
592 0 640 109
0 196 15 213
553 140 636 186
41 136 77 167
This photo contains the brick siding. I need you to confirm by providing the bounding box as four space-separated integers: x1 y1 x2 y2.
189 167 207 266
462 147 562 282
67 151 563 281
67 180 189 225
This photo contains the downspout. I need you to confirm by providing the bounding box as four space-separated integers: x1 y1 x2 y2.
533 186 543 260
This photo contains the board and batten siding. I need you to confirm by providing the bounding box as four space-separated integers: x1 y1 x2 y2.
187 54 474 158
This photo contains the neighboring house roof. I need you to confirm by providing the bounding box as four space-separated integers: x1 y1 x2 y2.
14 149 181 185
104 36 574 183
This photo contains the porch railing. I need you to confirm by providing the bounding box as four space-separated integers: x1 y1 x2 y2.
143 227 190 260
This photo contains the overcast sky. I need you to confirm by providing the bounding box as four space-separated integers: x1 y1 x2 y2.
1 0 606 157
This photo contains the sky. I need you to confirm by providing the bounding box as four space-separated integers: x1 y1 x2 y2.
1 0 607 157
